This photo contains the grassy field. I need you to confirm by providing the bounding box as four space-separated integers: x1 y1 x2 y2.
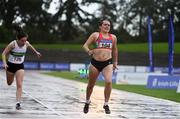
1 43 180 54
44 71 180 103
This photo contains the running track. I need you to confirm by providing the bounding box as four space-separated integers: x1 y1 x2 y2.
0 70 180 119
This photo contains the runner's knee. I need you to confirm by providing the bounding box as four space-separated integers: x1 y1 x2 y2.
105 81 112 86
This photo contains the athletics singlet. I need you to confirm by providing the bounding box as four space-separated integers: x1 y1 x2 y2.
8 40 27 64
94 33 113 50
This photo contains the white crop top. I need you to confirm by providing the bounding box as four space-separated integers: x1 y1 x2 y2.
8 40 27 64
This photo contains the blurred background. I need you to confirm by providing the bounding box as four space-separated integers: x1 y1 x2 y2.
0 0 180 67
0 0 180 44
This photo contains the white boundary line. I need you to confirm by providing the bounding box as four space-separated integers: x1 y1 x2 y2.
22 90 63 116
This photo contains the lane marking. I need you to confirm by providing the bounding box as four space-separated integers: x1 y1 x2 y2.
23 90 63 116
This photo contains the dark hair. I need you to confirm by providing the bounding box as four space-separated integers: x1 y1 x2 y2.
13 24 28 40
98 18 111 26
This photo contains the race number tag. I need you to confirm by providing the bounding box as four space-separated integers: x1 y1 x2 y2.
14 57 22 62
99 40 112 48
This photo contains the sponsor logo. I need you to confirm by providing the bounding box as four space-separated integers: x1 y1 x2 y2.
147 75 180 89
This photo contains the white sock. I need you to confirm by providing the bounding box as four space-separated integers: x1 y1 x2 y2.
86 100 91 104
104 102 108 106
16 101 21 104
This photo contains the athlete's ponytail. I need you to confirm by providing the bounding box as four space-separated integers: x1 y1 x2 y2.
13 24 28 40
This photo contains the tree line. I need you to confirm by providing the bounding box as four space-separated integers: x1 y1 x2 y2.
0 0 180 44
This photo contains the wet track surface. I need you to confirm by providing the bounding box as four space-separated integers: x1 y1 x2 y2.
0 70 180 119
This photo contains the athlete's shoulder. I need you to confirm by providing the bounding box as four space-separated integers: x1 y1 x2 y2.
110 34 117 40
110 33 116 38
91 32 99 36
8 40 16 49
25 41 30 44
89 32 99 39
25 41 30 46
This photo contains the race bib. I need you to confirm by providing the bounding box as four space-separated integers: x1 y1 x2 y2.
99 39 112 48
14 57 22 62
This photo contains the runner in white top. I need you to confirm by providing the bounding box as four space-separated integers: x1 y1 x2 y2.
1 24 41 110
8 40 27 64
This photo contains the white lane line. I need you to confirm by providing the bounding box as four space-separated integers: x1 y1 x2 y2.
22 90 63 116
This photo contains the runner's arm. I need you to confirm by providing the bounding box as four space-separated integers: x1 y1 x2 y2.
26 41 41 58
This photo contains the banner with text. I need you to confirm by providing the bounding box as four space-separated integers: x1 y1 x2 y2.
147 75 180 89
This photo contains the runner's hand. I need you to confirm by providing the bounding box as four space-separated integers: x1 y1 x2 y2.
3 63 8 70
113 63 118 70
88 50 93 56
36 51 42 58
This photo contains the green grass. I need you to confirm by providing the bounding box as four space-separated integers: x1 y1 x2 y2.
34 42 180 54
44 71 180 103
1 43 180 54
118 43 180 54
